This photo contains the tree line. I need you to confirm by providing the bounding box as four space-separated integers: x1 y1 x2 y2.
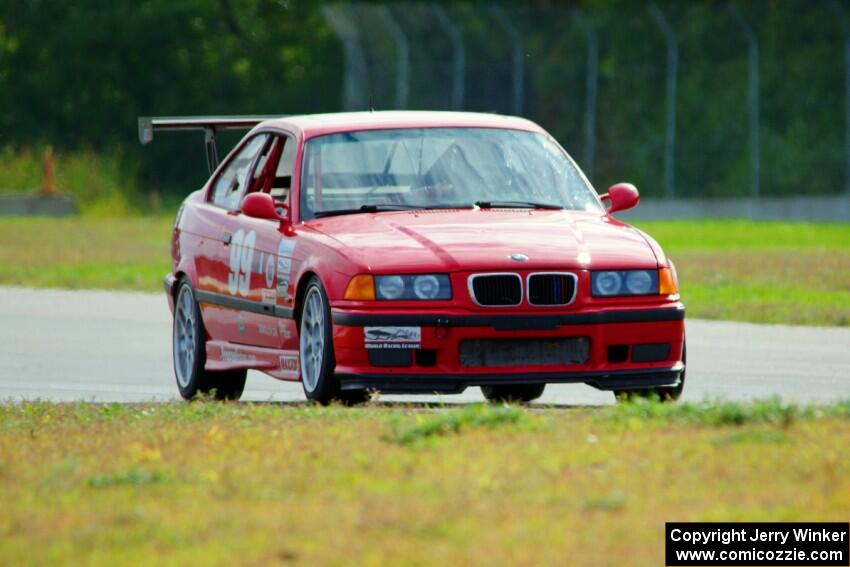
1 0 846 199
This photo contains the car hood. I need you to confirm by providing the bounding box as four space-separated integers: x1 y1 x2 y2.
308 209 660 272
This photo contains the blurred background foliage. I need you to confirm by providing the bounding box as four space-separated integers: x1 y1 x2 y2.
0 0 847 213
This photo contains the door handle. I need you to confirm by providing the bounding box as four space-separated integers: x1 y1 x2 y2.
222 232 232 245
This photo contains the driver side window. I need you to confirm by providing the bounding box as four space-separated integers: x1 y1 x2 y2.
211 134 269 210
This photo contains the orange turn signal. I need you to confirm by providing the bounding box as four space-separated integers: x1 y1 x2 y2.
344 275 376 300
659 267 678 295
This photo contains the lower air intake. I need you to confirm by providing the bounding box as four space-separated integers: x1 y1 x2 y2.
459 338 590 367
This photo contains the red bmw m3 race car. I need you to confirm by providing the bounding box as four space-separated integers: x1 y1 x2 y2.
140 111 685 404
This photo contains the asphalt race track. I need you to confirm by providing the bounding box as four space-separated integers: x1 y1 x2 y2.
1 287 848 405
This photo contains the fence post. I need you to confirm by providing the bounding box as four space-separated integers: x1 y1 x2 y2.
729 4 760 199
322 4 368 111
648 4 678 199
573 9 598 180
432 5 465 110
830 0 850 195
375 6 409 109
491 6 525 116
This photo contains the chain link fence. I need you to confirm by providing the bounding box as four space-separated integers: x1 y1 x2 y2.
320 1 850 215
5 0 848 218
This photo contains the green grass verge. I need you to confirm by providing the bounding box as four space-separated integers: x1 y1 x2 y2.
635 219 850 250
1 217 849 325
0 216 171 291
0 400 848 566
635 220 850 326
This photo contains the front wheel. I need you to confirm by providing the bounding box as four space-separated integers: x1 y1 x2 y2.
297 277 370 405
173 280 246 401
481 383 546 404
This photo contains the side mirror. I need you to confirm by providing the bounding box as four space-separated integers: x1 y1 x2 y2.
241 192 281 220
242 192 295 234
600 183 640 214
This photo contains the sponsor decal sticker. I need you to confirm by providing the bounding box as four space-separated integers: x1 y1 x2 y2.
258 322 278 337
221 346 256 363
279 321 292 340
276 277 290 300
277 240 296 301
279 355 299 372
364 326 421 349
261 288 277 305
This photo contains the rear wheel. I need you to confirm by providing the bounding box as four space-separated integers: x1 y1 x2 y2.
614 341 686 403
481 383 546 404
173 280 246 401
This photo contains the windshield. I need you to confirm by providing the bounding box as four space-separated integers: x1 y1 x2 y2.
299 128 601 219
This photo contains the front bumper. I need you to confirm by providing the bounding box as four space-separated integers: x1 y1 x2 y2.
331 304 686 394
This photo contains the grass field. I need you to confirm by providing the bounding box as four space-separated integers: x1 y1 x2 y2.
1 216 849 325
0 216 171 290
0 400 848 565
638 220 850 326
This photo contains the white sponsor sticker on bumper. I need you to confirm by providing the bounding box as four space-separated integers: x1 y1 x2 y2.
364 326 421 349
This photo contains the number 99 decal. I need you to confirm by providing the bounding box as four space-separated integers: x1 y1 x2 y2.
227 229 256 297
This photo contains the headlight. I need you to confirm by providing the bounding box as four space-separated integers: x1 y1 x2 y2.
594 271 623 296
625 270 654 294
413 275 441 299
375 274 451 300
377 275 405 300
591 270 659 297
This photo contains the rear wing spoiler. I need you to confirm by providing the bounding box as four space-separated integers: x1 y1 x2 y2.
138 115 282 175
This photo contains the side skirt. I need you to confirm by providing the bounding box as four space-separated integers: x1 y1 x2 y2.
205 340 301 381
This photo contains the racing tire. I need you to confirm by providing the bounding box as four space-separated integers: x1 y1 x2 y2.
299 276 361 405
481 383 546 404
614 340 686 403
172 279 246 401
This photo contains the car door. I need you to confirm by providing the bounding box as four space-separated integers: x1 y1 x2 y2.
234 135 301 351
209 134 301 354
201 133 270 344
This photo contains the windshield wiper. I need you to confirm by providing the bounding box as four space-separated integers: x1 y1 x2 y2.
474 200 563 210
314 204 419 218
314 203 473 218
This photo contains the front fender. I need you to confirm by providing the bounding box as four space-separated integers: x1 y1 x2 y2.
165 256 201 314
